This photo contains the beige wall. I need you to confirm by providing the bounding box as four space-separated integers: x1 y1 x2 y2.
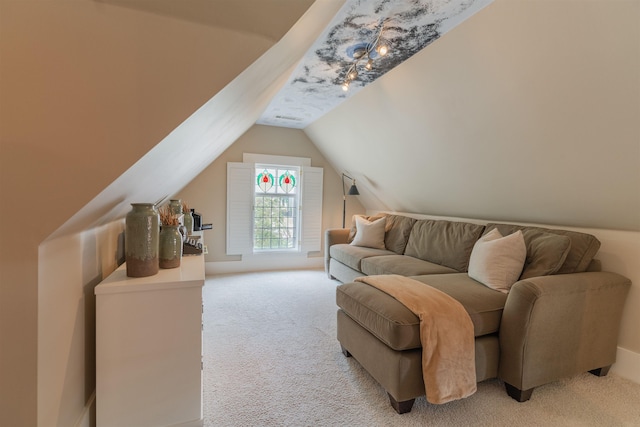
176 124 365 273
0 1 298 424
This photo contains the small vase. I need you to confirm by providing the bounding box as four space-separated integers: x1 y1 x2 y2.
125 203 159 277
169 199 182 216
183 210 194 236
159 225 183 269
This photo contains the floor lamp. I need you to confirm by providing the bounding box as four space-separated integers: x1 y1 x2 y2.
342 173 360 228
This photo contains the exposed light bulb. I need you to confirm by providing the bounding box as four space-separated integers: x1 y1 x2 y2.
348 69 358 80
377 44 388 56
365 59 373 70
342 81 350 91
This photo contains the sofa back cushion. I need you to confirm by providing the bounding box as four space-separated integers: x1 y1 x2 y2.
404 219 485 272
485 223 600 275
519 229 571 278
348 214 416 255
384 214 417 255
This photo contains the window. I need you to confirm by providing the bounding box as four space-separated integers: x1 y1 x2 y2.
254 166 300 251
227 155 323 256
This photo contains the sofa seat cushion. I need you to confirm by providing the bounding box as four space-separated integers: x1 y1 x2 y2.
337 281 422 351
336 273 507 352
330 244 395 272
361 255 458 277
410 274 508 337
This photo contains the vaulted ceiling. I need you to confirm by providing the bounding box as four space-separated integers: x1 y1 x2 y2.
4 0 637 246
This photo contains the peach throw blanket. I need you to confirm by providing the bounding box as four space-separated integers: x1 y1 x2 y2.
355 274 476 404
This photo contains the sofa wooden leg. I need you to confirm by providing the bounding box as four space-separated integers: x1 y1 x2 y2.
589 365 611 377
388 393 415 414
505 383 534 402
340 345 352 357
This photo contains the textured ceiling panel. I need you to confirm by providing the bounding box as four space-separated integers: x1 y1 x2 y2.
258 0 493 129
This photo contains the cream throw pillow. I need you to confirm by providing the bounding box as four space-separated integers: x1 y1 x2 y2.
350 216 386 249
468 228 526 293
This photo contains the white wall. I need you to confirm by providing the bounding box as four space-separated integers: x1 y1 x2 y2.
38 220 124 427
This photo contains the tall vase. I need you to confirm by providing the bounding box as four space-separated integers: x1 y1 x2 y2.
159 225 183 269
125 203 159 277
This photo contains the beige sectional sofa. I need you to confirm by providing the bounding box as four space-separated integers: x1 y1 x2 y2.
325 214 631 413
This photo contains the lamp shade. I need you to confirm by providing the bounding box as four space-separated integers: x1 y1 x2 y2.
348 184 359 195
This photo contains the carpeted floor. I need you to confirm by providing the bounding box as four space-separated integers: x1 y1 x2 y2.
202 269 640 426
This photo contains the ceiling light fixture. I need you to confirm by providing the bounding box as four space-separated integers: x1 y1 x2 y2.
341 19 389 91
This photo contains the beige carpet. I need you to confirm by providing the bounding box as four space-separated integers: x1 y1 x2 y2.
202 269 640 426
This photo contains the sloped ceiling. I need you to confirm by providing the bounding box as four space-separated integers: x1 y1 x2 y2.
98 0 314 42
305 0 640 231
45 0 339 240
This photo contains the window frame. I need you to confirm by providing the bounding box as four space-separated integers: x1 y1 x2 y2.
253 164 301 253
226 154 323 256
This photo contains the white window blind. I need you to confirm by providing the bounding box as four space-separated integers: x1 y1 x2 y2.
300 166 323 252
226 162 254 255
226 161 323 255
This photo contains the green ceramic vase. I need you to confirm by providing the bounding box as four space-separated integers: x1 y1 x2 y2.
125 203 159 277
159 225 183 269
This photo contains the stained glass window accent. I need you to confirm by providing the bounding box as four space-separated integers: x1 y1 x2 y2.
254 165 300 250
256 169 274 193
279 170 296 193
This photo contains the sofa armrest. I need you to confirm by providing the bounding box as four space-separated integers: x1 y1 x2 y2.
499 271 631 392
325 228 350 277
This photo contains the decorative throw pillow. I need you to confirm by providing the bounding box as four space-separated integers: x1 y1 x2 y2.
468 229 526 293
348 214 386 242
350 216 386 249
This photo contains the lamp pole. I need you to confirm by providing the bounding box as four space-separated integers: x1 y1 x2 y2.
342 173 359 228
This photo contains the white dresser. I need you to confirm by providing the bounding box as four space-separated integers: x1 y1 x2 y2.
95 255 205 427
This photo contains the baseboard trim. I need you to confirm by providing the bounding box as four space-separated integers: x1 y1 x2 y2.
205 258 323 275
74 391 95 427
612 346 640 384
